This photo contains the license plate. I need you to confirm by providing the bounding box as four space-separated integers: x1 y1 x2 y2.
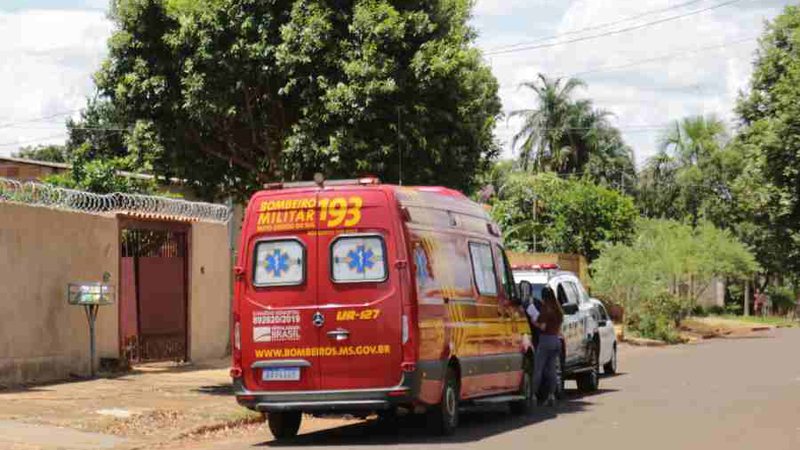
262 367 300 381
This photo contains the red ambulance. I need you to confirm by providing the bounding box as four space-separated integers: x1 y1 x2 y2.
231 178 533 438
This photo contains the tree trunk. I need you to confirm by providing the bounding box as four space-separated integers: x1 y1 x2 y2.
744 280 750 317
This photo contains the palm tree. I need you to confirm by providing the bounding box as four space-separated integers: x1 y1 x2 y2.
643 115 729 225
639 151 680 218
511 74 586 172
659 115 728 166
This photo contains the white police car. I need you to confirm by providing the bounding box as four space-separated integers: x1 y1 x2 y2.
588 298 618 374
513 264 601 393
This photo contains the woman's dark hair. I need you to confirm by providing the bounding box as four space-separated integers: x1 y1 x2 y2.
540 286 564 319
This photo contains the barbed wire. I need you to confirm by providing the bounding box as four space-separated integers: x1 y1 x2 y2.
0 177 231 223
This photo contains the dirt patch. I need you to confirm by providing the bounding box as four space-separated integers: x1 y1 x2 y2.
102 409 184 437
680 317 775 340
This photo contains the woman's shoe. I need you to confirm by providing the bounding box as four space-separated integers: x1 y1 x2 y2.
544 395 556 407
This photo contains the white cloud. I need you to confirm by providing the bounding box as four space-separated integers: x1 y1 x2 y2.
0 9 111 155
473 0 544 17
476 0 793 166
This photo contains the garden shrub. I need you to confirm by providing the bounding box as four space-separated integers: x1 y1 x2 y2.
768 286 797 315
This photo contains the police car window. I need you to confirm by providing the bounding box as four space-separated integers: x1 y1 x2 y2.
532 284 546 302
253 239 305 287
599 305 610 321
564 282 580 304
557 284 569 305
469 242 498 296
331 235 387 282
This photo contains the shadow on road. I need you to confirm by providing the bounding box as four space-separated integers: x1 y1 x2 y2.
600 371 629 379
195 383 234 396
259 388 615 447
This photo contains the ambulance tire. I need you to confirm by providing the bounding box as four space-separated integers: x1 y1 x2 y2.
376 408 399 430
510 356 534 414
540 350 565 401
428 366 460 435
267 411 302 440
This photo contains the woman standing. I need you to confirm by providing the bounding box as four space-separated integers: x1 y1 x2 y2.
531 286 564 406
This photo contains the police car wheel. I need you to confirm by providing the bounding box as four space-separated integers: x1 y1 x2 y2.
510 357 534 414
576 344 600 393
604 345 618 375
554 351 566 400
268 411 302 440
429 367 459 435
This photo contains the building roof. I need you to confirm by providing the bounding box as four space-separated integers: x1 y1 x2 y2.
0 155 71 170
0 155 180 183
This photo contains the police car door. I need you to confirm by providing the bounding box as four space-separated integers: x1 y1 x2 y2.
556 280 580 367
569 280 595 364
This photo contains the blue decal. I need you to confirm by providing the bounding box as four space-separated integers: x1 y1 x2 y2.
347 245 375 273
265 249 290 277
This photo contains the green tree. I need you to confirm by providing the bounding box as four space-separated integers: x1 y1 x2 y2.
488 172 637 260
13 144 69 163
638 115 731 226
592 219 759 337
510 74 636 191
71 0 501 200
734 4 800 277
511 74 585 172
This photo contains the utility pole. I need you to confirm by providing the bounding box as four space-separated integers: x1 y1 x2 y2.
532 193 538 253
397 107 403 186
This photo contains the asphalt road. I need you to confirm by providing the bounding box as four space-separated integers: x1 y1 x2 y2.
184 328 800 450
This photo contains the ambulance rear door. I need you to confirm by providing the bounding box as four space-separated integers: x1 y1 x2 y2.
314 189 404 390
240 191 321 392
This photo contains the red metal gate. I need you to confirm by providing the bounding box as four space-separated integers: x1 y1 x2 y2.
119 220 189 363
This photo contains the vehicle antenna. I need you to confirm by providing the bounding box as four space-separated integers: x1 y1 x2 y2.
397 106 403 186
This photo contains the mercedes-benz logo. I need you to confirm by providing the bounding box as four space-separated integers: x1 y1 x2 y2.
312 311 324 327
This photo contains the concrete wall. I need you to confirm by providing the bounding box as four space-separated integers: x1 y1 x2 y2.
0 203 119 386
0 202 233 386
189 221 232 361
0 161 64 181
696 278 726 308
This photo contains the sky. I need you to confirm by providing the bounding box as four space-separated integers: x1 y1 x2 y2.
0 0 796 166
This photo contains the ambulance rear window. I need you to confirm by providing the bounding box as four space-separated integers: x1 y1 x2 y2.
253 239 305 287
331 235 387 283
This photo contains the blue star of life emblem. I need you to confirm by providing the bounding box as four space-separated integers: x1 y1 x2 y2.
414 246 429 281
347 245 375 273
265 249 290 277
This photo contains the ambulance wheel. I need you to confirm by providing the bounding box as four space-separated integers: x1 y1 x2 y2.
376 408 399 430
267 411 301 440
428 366 459 435
510 356 534 414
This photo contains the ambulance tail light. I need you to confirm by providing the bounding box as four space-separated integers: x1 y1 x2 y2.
402 314 409 344
234 316 241 352
231 312 243 379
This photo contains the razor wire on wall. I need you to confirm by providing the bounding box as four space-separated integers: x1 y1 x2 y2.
0 177 231 223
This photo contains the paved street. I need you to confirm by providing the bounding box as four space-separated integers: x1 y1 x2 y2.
181 328 800 450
